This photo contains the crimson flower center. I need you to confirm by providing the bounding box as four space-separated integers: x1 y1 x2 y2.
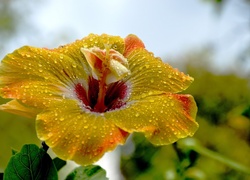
74 77 128 113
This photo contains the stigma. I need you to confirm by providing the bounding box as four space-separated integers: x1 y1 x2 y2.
80 45 130 85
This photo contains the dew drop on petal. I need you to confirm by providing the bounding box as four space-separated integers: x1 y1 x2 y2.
47 132 53 137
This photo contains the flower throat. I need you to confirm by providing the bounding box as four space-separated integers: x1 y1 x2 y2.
74 46 130 113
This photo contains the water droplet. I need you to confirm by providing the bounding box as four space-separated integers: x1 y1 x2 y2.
39 69 43 72
60 117 64 121
149 99 154 103
168 74 172 78
75 134 80 138
135 113 140 117
84 125 88 129
171 102 174 106
47 132 53 137
150 79 154 83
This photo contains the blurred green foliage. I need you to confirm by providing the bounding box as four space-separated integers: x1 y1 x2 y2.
120 61 250 179
0 97 40 170
0 0 43 171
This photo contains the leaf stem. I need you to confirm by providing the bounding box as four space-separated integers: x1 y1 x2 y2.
41 141 49 152
178 138 250 174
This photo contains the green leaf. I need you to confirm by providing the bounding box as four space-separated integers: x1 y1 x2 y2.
242 106 250 118
65 165 108 180
11 149 18 155
53 157 67 171
4 144 58 180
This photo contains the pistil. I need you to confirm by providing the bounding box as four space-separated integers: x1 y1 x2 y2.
80 45 131 112
93 69 108 112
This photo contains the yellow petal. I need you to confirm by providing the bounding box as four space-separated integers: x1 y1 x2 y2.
0 46 90 85
0 100 41 118
36 100 128 165
53 33 125 60
0 46 90 109
106 93 198 145
0 80 66 109
126 48 193 100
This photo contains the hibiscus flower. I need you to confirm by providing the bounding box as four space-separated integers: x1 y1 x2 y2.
0 34 198 165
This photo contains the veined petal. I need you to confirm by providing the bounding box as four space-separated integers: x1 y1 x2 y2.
125 47 193 100
0 46 90 109
106 93 198 145
36 100 128 165
0 46 90 84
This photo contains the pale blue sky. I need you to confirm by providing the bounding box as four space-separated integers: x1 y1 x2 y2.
33 0 217 57
2 0 248 72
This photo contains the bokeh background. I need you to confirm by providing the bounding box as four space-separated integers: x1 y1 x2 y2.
0 0 250 179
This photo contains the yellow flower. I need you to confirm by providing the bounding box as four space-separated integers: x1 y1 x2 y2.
0 34 198 165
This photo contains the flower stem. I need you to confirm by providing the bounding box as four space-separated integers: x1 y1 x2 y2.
178 138 250 174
